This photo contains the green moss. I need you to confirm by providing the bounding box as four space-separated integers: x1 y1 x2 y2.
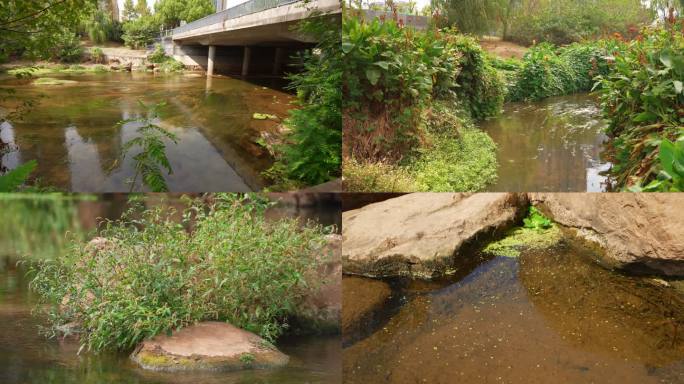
483 225 562 258
9 65 110 77
32 77 78 86
412 127 498 192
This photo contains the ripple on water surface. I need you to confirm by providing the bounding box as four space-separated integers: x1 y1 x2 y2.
343 244 684 384
481 93 611 192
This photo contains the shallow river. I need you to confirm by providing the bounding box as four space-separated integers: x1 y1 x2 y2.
0 260 341 384
0 72 294 192
343 243 684 383
481 94 611 192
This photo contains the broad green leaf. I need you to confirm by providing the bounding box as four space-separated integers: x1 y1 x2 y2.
659 139 675 176
366 68 381 86
633 111 658 123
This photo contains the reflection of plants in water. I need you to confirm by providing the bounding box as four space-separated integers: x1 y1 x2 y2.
0 194 86 260
116 101 179 192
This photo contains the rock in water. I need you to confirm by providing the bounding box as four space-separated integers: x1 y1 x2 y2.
342 193 528 278
530 193 684 276
131 322 289 372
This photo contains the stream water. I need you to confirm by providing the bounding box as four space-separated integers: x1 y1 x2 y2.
343 243 684 383
0 72 294 192
0 195 342 384
481 94 611 192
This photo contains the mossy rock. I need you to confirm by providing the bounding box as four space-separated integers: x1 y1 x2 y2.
131 322 289 372
32 77 78 86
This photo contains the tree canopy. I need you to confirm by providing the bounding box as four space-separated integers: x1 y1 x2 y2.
155 0 214 29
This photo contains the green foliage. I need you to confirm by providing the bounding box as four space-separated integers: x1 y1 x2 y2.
147 44 185 72
118 102 179 192
269 16 342 186
82 8 121 44
30 31 85 63
508 41 611 101
343 158 418 192
450 33 505 120
523 206 552 230
122 15 158 49
0 0 95 63
342 17 464 161
597 26 684 189
91 47 105 64
30 194 330 351
630 134 684 192
436 0 509 35
122 0 138 21
155 0 215 29
506 0 651 46
0 160 37 192
412 104 498 191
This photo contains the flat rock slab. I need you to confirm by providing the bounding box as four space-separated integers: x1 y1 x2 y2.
131 322 289 372
530 193 684 276
342 193 527 278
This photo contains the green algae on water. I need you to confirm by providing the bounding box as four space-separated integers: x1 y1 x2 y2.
483 224 562 258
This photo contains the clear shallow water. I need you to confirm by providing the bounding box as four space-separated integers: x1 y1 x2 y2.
481 94 611 192
0 72 295 192
0 195 342 384
0 259 341 384
343 244 684 384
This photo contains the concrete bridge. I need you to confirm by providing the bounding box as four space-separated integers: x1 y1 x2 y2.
163 0 341 77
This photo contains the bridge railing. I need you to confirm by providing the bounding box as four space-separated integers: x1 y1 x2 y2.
171 0 302 36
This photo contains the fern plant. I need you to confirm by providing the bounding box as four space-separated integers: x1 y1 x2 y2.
117 102 179 192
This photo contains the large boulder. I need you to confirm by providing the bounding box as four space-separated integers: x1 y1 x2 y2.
131 322 289 372
342 276 391 345
530 193 684 276
342 193 528 278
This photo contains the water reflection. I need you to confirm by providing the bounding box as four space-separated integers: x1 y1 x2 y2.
0 72 295 192
481 94 610 192
343 244 684 383
0 194 342 383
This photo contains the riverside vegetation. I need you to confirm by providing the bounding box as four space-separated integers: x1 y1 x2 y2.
343 1 684 192
29 194 334 352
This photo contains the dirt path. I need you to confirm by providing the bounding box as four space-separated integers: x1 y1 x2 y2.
480 36 528 59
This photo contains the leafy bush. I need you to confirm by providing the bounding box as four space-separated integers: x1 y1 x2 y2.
147 44 185 72
508 41 611 101
342 17 462 162
597 26 684 189
506 1 650 46
90 47 105 64
122 15 158 49
343 158 417 192
269 16 342 186
82 9 121 44
449 33 505 120
30 194 331 351
35 31 84 63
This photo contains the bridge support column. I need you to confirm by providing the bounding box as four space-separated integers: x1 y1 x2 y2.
207 45 216 77
272 47 284 75
242 46 251 77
